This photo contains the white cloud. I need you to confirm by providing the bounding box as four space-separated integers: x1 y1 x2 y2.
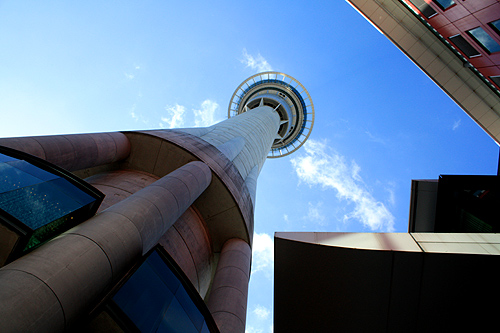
130 104 148 124
452 119 461 130
306 201 326 225
253 305 270 320
194 99 221 127
385 181 396 206
283 214 289 222
365 131 386 145
291 139 395 232
124 72 134 80
241 48 273 73
161 104 186 128
252 232 274 279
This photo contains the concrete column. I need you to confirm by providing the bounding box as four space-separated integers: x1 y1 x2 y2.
159 206 213 298
207 238 251 333
85 170 159 213
0 161 211 332
0 132 130 172
176 106 280 180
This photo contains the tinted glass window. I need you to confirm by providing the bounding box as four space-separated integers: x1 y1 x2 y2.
0 161 44 193
489 20 500 36
0 149 102 256
468 27 500 54
490 76 500 88
0 153 16 163
449 35 481 58
159 298 199 333
408 0 437 18
112 250 216 332
433 0 455 10
113 256 176 332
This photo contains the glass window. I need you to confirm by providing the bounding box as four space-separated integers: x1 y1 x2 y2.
433 0 455 10
110 249 218 332
490 76 500 88
489 20 500 36
175 284 205 331
0 153 16 163
408 0 437 18
0 146 103 263
113 255 176 332
468 27 500 54
6 159 58 182
159 298 199 333
449 35 481 58
0 161 44 193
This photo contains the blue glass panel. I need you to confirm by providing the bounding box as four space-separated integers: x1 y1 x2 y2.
0 162 44 194
0 181 83 230
147 251 181 294
113 261 175 332
158 298 198 333
175 284 205 331
490 20 500 35
433 0 455 10
8 160 59 181
0 153 17 163
47 178 95 206
201 321 210 333
468 27 500 54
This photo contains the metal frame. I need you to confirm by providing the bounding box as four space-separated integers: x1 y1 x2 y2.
228 72 315 158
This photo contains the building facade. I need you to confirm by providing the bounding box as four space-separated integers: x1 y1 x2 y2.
347 0 500 143
274 1 500 331
0 72 314 332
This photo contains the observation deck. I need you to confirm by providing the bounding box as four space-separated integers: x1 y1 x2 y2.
228 72 315 158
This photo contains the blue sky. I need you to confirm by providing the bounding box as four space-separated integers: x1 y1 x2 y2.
1 1 498 332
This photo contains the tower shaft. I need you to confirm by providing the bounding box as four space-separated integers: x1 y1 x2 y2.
0 72 313 332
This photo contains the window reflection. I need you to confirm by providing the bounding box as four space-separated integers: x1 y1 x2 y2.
0 148 103 265
467 27 500 54
433 0 455 10
110 249 219 333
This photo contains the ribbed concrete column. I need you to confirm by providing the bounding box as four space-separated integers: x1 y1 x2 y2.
159 206 213 298
0 161 211 332
177 106 280 180
85 170 160 213
0 132 130 171
207 238 252 333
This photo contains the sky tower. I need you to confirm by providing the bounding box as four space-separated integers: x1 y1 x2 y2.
0 72 314 332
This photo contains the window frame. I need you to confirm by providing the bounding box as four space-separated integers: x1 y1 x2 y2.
467 26 500 55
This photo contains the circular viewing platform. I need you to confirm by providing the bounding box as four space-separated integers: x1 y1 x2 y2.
228 72 315 158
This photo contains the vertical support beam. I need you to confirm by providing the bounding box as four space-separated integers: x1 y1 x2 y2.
0 161 212 332
207 238 251 333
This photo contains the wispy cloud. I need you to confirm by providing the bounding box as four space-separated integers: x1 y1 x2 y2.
291 139 395 232
452 119 461 131
194 99 221 127
124 73 134 80
241 48 273 73
365 131 386 145
161 104 186 128
129 104 148 124
306 201 326 225
251 232 274 279
253 305 270 320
